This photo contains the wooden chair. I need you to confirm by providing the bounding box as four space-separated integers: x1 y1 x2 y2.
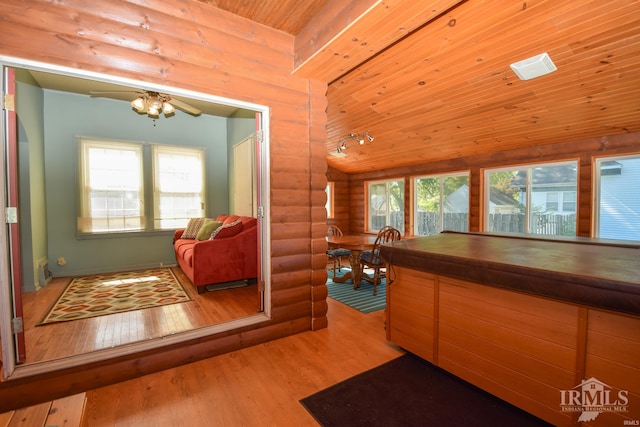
326 225 351 277
360 226 402 295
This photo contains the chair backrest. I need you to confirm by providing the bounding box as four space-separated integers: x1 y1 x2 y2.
373 229 402 256
327 225 344 237
373 226 402 248
364 226 401 266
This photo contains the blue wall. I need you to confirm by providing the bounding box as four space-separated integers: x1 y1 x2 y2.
42 90 232 277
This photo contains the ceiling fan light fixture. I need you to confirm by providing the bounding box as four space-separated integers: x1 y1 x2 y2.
147 105 160 116
162 102 175 115
131 97 145 112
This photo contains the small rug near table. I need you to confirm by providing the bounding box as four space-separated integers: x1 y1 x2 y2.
326 268 386 314
300 353 553 427
39 268 192 325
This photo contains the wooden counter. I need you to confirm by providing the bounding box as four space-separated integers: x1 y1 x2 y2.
380 232 640 427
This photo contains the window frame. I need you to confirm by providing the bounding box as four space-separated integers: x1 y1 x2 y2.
152 144 206 230
483 160 578 236
593 153 640 241
412 171 470 237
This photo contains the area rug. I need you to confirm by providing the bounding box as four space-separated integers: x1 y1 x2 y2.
326 268 386 314
39 268 192 325
300 353 553 427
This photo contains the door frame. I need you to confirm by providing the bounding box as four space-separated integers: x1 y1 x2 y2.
0 55 272 380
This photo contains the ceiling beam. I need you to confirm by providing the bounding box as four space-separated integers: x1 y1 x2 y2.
293 0 466 83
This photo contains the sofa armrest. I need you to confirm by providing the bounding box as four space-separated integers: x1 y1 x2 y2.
174 229 185 243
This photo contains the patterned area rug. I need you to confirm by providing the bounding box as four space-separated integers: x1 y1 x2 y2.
327 268 386 314
39 268 192 325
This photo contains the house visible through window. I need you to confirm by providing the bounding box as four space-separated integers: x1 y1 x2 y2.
366 179 404 233
413 172 469 236
78 137 205 234
484 161 577 236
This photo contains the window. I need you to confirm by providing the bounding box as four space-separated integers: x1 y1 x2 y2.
78 137 205 234
484 161 577 236
153 145 205 229
413 173 469 236
366 179 404 233
325 182 335 219
594 154 640 241
78 138 144 233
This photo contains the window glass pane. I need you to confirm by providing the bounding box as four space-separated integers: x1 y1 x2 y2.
153 146 205 229
596 155 640 241
485 162 577 236
442 175 469 233
415 177 440 236
325 182 334 218
367 179 404 233
486 168 525 233
79 140 144 233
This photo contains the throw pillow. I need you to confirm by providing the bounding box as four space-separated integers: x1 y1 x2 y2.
181 217 206 239
210 219 242 239
196 220 222 241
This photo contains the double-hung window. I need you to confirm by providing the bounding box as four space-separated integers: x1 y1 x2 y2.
484 161 577 236
413 172 469 236
78 138 144 233
366 179 404 233
153 145 205 229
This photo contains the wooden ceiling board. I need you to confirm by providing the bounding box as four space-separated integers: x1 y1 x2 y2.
293 0 466 81
197 0 330 35
324 0 640 173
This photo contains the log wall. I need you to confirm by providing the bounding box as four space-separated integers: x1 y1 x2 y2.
0 0 327 410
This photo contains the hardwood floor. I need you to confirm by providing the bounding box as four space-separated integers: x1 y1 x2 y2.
20 267 260 364
83 296 404 426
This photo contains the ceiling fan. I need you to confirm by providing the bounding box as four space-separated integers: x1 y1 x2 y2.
90 90 202 118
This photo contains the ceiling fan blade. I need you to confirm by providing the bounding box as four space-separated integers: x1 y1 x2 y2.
169 98 201 116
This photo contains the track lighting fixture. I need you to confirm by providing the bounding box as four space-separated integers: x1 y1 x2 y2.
333 131 374 157
348 131 374 145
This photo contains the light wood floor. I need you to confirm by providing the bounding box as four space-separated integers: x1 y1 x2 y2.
83 297 404 426
20 267 260 364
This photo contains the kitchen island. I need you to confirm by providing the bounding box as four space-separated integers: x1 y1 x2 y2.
380 232 640 426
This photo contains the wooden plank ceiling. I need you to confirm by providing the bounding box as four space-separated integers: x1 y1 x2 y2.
198 1 640 174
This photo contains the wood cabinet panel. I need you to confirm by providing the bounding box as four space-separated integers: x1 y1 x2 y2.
386 267 435 362
438 279 578 426
583 309 640 425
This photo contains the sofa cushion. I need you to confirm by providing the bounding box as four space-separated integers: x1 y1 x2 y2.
196 219 222 241
181 217 206 239
211 219 242 239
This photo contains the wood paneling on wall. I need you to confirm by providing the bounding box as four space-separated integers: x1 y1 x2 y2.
0 0 327 411
338 132 640 236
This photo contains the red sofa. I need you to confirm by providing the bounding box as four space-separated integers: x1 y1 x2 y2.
173 214 258 294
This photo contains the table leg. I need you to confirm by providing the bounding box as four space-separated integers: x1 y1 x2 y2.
329 249 363 289
349 250 362 289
